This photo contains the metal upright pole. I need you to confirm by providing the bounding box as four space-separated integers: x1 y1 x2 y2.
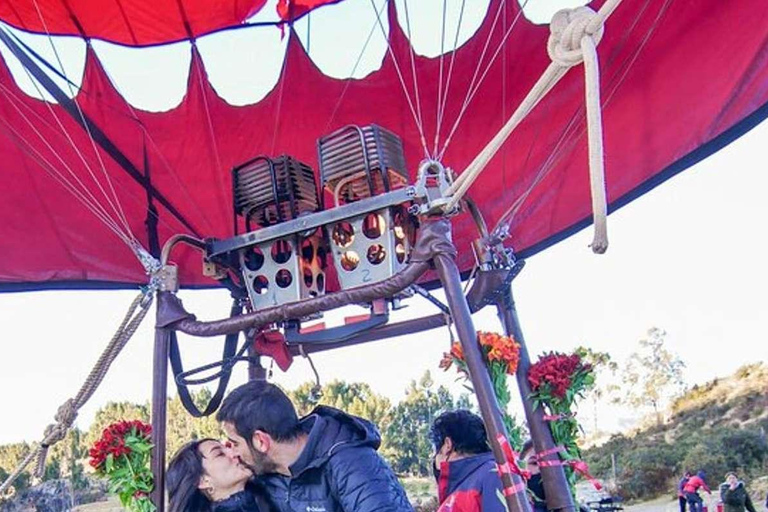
434 254 532 512
248 348 267 381
496 290 576 512
150 322 170 511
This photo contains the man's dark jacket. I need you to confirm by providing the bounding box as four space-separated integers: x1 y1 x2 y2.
260 406 413 512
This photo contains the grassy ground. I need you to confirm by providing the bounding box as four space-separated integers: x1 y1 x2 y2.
402 476 436 500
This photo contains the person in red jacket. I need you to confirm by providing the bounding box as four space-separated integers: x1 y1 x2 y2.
430 410 506 512
683 470 712 512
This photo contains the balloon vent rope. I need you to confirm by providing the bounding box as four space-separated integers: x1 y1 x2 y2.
444 0 623 254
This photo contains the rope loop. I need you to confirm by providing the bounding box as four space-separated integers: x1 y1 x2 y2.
547 7 604 68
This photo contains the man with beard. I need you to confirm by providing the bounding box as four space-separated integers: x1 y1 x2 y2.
217 380 413 512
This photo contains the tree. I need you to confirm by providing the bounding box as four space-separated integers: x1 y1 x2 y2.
0 442 32 493
165 388 222 458
621 328 686 425
576 346 619 433
46 428 87 489
287 380 392 430
384 371 458 476
86 401 150 447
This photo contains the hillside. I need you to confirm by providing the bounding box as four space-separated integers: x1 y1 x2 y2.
584 363 768 502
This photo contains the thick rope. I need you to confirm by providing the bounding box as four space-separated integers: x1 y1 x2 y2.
0 290 154 496
445 0 623 253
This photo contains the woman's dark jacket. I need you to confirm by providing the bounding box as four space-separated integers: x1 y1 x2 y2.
720 482 756 512
212 484 273 512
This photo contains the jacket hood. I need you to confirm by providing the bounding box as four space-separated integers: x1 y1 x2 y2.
289 405 381 476
437 452 495 502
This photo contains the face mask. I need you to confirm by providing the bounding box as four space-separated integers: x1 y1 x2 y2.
432 447 452 481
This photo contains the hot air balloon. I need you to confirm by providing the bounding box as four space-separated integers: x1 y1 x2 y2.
0 0 766 509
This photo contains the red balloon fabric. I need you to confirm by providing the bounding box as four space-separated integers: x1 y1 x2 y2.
0 0 340 46
0 0 767 290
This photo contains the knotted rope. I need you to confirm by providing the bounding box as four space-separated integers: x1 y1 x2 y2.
0 290 154 496
445 0 623 253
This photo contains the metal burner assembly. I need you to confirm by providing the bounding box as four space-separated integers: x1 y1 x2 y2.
216 125 453 315
233 155 319 229
318 125 415 289
318 124 408 206
232 155 325 310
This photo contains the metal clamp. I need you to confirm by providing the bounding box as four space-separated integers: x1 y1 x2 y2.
155 265 179 293
411 159 458 216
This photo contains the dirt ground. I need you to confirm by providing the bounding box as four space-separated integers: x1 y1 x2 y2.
75 492 731 511
623 495 723 512
73 499 122 511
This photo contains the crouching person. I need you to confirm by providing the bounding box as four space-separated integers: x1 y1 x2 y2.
430 410 506 511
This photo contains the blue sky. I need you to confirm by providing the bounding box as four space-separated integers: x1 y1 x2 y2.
0 0 766 444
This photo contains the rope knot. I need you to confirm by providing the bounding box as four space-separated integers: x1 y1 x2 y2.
54 399 78 428
547 7 604 67
42 424 68 446
41 399 77 446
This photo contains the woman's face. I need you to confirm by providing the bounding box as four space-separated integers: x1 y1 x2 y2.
726 474 738 486
198 440 252 496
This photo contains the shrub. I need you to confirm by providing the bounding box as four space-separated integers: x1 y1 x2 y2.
616 443 679 500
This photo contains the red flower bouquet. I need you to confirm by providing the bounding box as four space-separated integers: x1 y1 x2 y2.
528 350 596 495
89 420 156 512
440 331 524 449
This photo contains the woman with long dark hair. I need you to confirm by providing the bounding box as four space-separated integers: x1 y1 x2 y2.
167 439 272 512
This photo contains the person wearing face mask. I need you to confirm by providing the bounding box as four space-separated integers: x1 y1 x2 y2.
217 380 412 512
719 472 757 512
519 440 546 512
166 439 274 512
429 410 506 512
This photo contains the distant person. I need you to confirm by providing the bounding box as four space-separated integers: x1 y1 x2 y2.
525 453 547 512
166 439 273 512
430 409 505 511
521 440 593 512
683 470 712 512
520 439 547 512
217 380 413 512
719 472 756 512
679 471 692 512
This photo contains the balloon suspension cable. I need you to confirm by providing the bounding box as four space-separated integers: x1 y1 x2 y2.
0 78 140 249
22 4 136 242
368 0 428 157
433 0 466 157
0 289 155 496
401 0 426 154
299 345 323 403
437 0 530 160
324 0 387 133
444 0 625 254
411 284 450 314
